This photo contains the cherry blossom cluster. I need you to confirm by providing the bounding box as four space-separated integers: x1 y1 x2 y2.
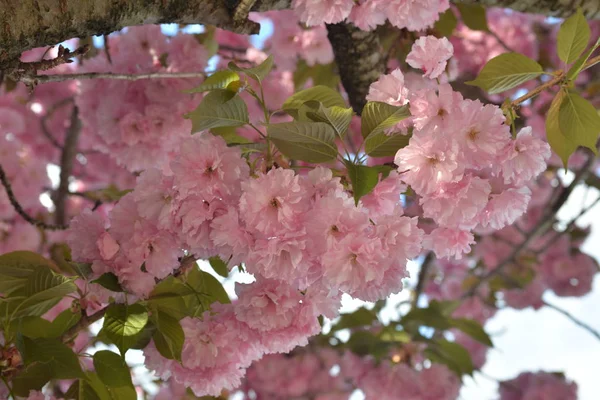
292 0 450 32
499 371 578 400
367 36 552 260
76 26 207 173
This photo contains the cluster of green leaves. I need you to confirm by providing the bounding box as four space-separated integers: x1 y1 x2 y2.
325 300 492 377
466 8 600 166
435 4 490 37
0 247 231 399
185 57 413 204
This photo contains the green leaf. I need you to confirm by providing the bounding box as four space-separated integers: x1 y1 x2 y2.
81 186 132 203
0 251 57 295
435 9 458 37
268 121 338 163
347 331 389 358
557 8 591 64
91 272 124 292
186 267 230 306
184 70 241 93
93 350 134 389
466 53 544 94
79 372 113 400
345 162 381 205
229 55 274 82
147 276 196 320
283 86 346 119
361 102 411 139
49 308 82 336
302 102 354 138
209 256 229 278
331 308 377 332
18 336 85 379
567 37 600 80
210 126 253 145
366 131 411 158
151 311 185 362
559 91 600 154
448 318 493 347
186 89 249 133
293 60 340 90
456 4 489 32
13 267 77 318
102 303 149 355
10 312 78 339
546 91 577 167
425 339 474 376
11 362 55 397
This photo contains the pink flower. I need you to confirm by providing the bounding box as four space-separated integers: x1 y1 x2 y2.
366 68 409 106
479 186 531 230
501 127 551 186
452 100 512 169
539 252 596 297
395 132 461 195
96 232 120 260
386 0 450 32
292 0 355 26
66 209 107 263
240 168 309 236
420 175 491 229
348 0 387 31
360 171 406 217
210 207 253 267
500 371 578 400
170 133 249 202
409 83 463 131
407 36 454 79
423 228 475 259
234 279 303 332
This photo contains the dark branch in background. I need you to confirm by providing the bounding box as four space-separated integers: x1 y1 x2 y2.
412 252 435 308
61 306 107 343
0 164 68 230
18 71 208 86
326 23 388 114
543 300 600 340
6 45 89 91
40 97 75 150
53 106 82 226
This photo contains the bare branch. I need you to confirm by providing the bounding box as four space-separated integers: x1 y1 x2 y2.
543 300 600 341
0 164 68 230
53 106 82 225
18 71 207 87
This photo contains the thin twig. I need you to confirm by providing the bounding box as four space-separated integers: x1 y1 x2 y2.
19 71 206 86
488 29 514 53
543 300 600 341
61 307 107 343
53 106 81 225
535 195 600 255
0 163 68 230
40 97 74 150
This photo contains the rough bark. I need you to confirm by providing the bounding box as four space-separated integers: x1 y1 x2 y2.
326 23 387 114
0 0 288 66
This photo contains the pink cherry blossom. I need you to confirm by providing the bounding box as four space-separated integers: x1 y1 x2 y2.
292 0 355 26
501 127 552 186
423 228 475 259
366 68 409 106
407 36 454 79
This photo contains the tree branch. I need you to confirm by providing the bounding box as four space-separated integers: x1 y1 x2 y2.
0 163 68 230
19 71 208 86
53 106 81 225
543 300 600 341
326 22 387 114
